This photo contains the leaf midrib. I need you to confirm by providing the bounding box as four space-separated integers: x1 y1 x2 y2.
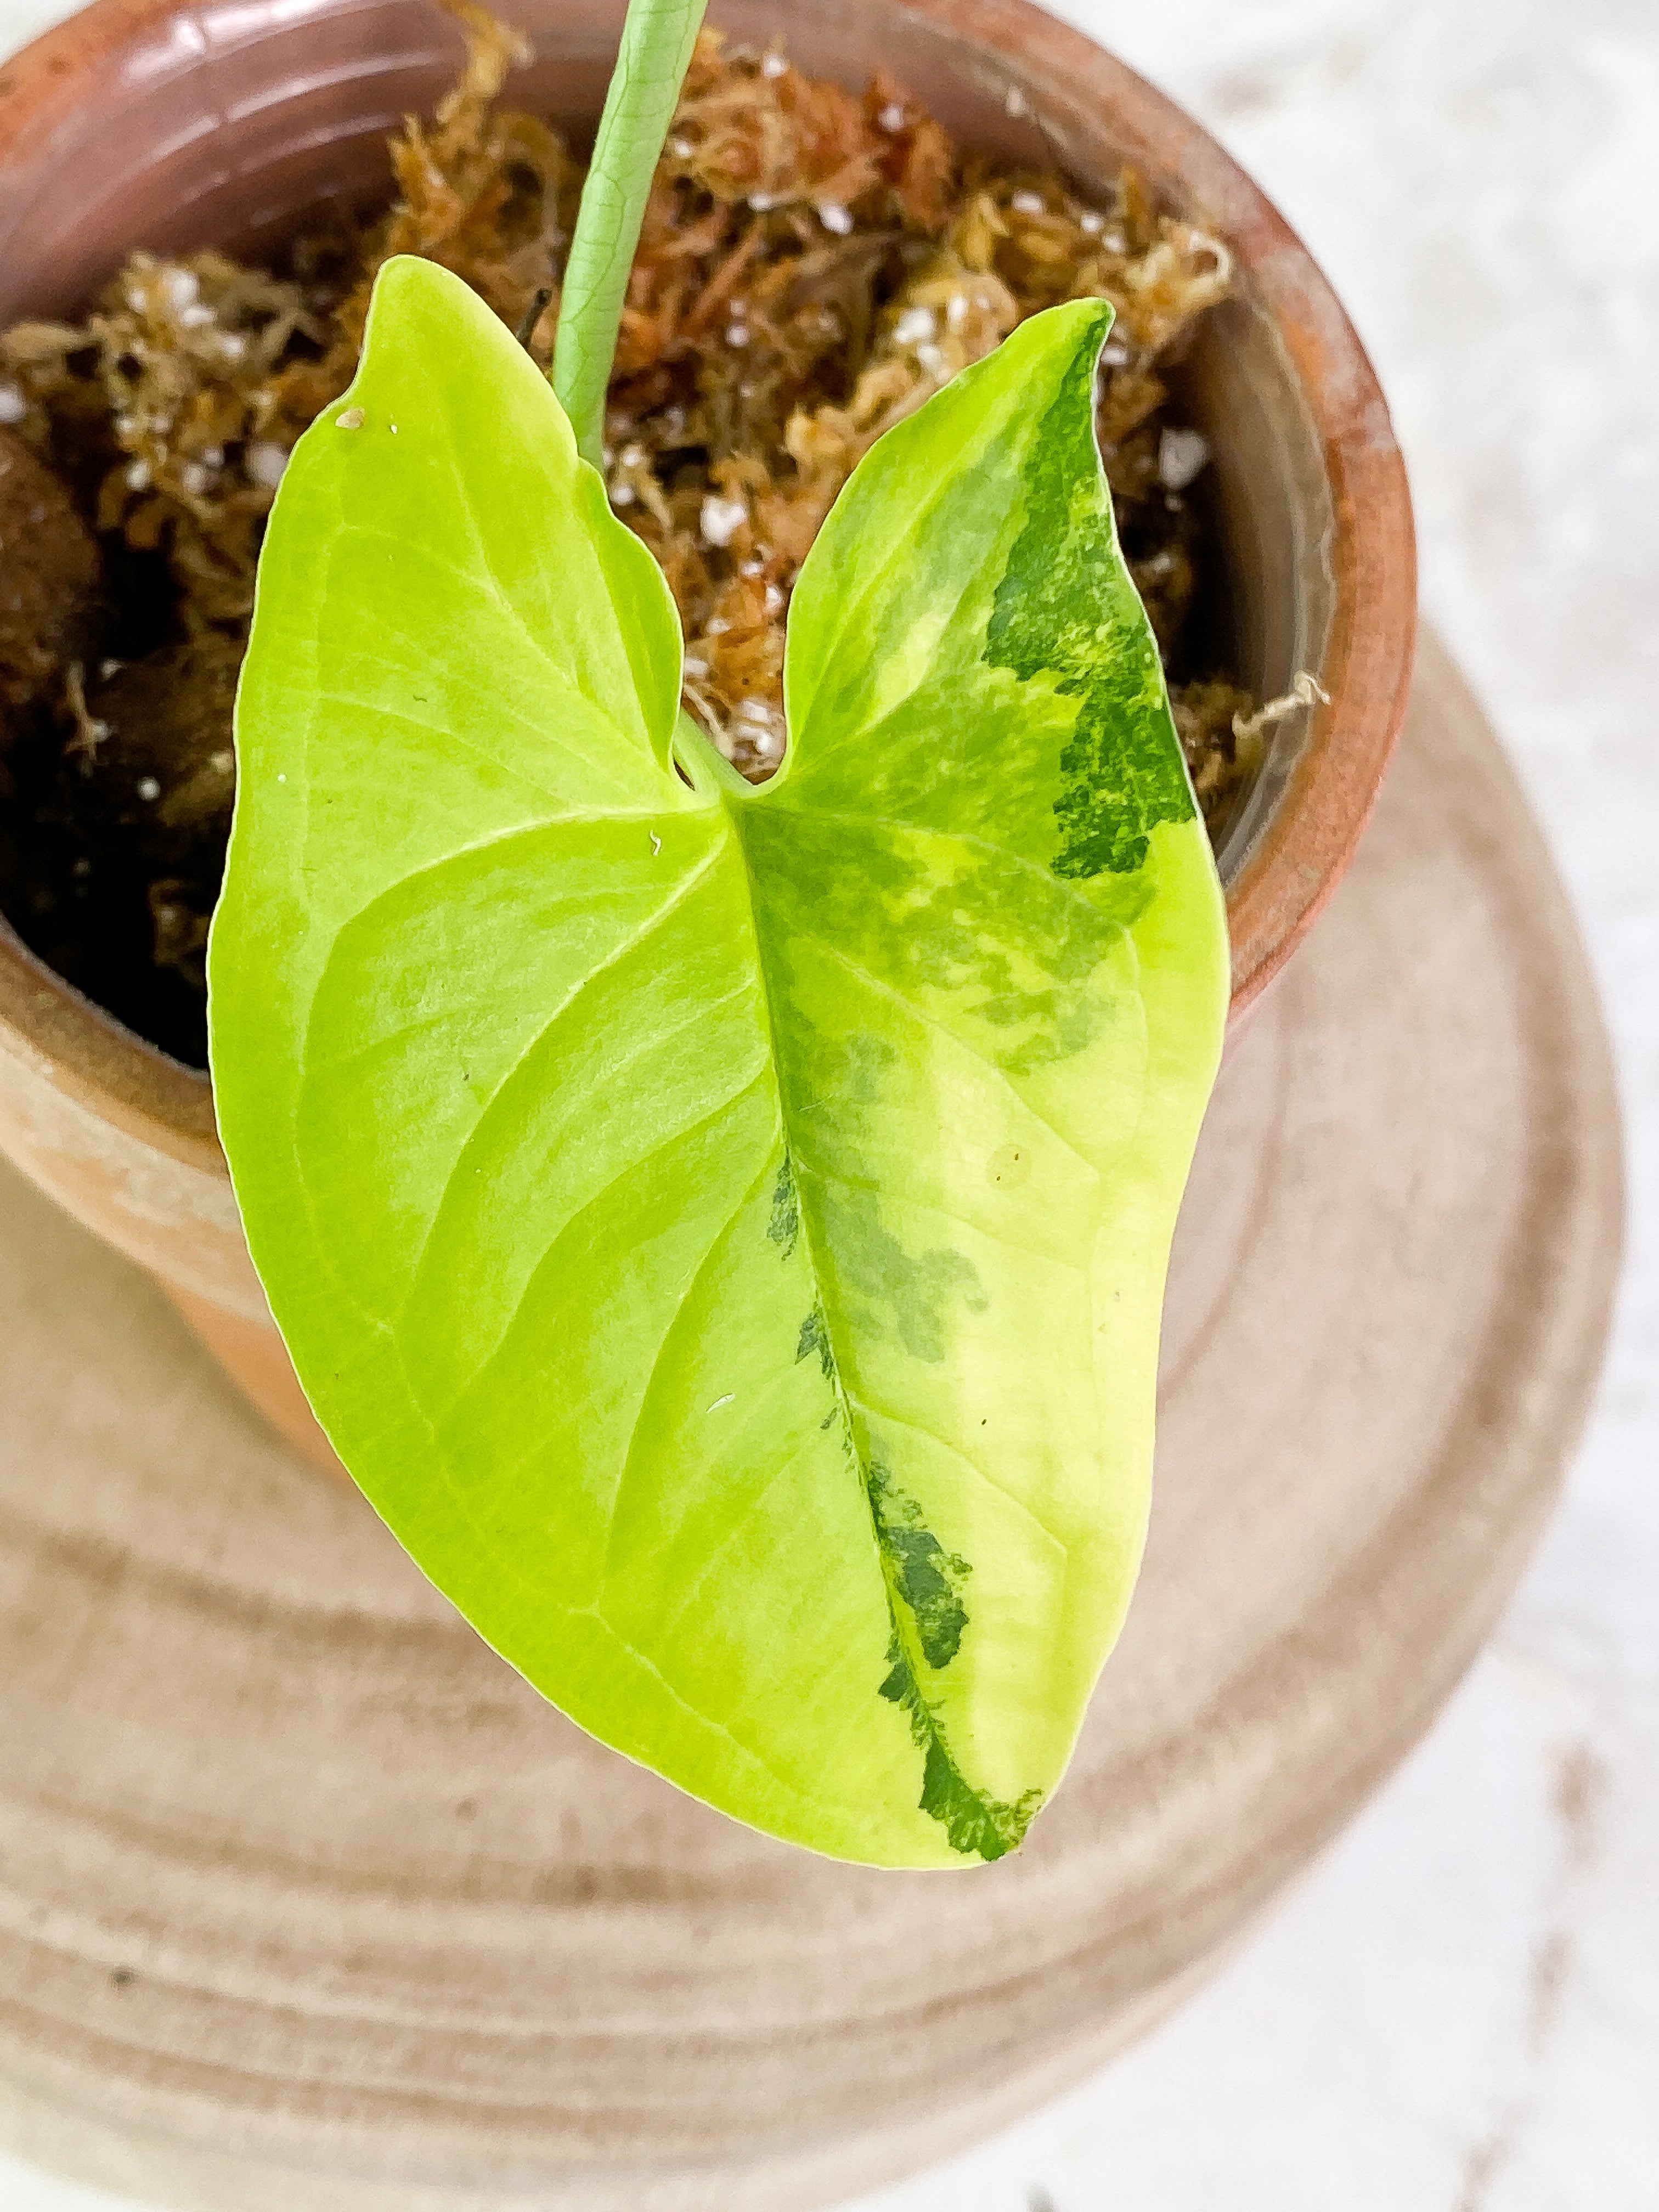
723 791 988 1827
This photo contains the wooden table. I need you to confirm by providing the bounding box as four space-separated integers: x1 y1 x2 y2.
0 633 1622 2210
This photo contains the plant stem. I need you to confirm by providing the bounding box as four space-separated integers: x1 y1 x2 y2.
551 0 709 469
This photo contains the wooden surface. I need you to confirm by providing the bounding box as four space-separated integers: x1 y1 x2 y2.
0 633 1623 2212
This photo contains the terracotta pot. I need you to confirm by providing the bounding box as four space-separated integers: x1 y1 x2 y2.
0 0 1416 1473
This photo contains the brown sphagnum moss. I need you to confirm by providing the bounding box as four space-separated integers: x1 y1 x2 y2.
0 427 101 716
0 7 1254 1066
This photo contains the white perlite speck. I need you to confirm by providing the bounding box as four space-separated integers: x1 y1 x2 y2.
737 699 783 754
0 383 28 424
1158 426 1210 490
1010 189 1046 216
817 201 853 235
335 407 365 430
246 442 288 488
700 494 748 548
877 101 906 132
893 305 936 346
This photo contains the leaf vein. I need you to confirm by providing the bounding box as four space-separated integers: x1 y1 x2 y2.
845 1392 1072 1562
412 1063 771 1434
599 1138 781 1591
791 934 1102 1180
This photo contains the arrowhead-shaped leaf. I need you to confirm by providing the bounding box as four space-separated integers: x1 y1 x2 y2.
208 257 1228 1867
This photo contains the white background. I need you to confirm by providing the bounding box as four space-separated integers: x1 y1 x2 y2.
2 1 1656 2207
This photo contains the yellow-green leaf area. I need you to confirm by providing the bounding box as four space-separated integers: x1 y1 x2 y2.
209 258 1228 1870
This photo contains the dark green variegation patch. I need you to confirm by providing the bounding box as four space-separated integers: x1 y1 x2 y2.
796 1300 834 1381
768 1154 800 1258
878 1637 1042 1863
210 258 1228 1870
986 332 1198 878
868 1462 970 1671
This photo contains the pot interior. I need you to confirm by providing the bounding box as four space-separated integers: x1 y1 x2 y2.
0 0 1334 890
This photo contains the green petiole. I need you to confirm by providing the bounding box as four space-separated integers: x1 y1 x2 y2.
551 0 709 467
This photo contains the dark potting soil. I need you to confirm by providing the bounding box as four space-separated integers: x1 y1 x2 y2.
0 3 1258 1069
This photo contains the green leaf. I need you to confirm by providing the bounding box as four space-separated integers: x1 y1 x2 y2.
209 256 1228 1869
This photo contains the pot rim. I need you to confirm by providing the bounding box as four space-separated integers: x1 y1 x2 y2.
0 0 1416 1159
